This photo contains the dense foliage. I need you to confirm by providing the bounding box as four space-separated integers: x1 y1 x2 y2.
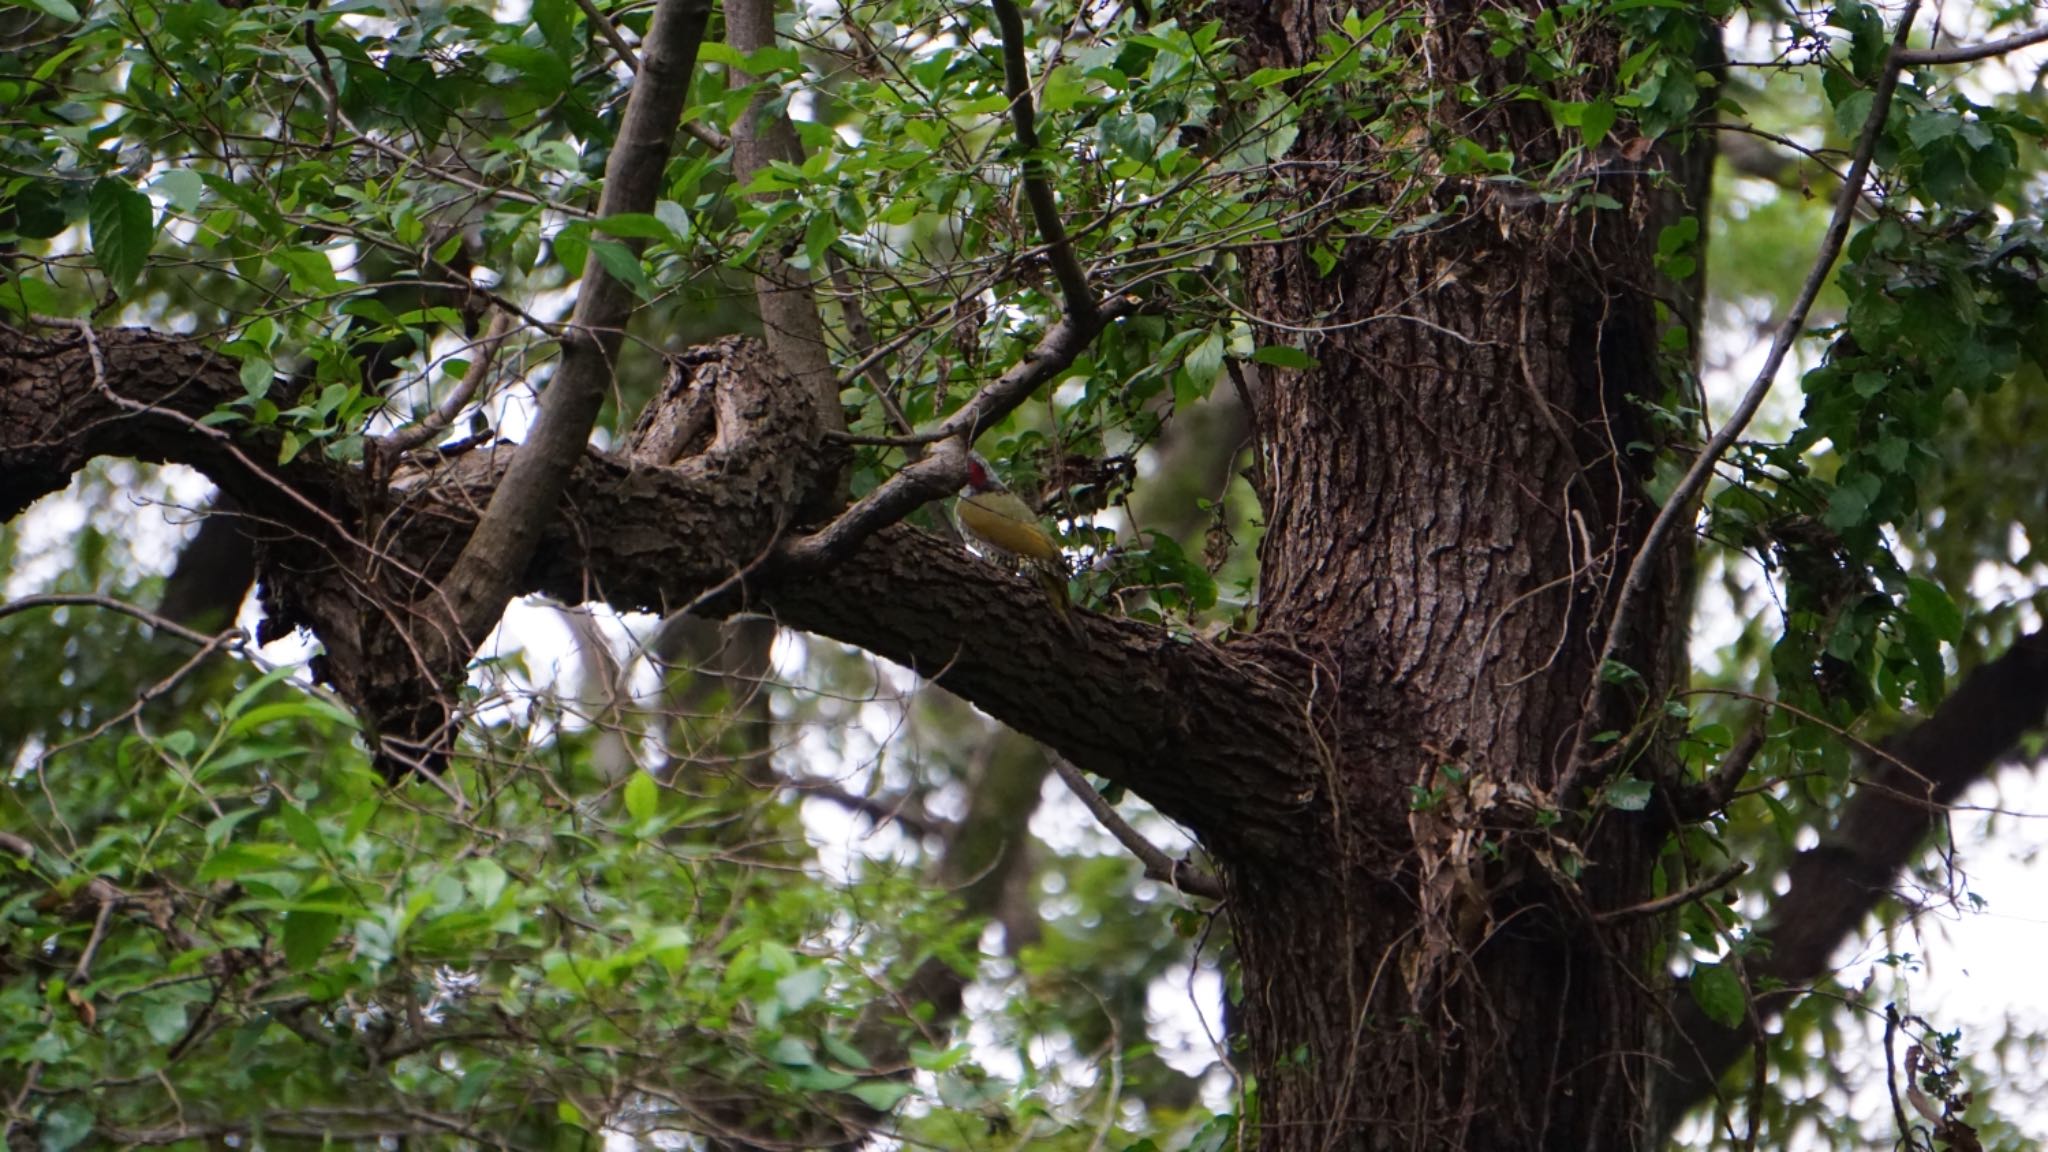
10 0 2048 1146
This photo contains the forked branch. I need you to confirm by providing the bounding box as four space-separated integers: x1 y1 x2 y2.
437 0 714 648
781 295 1139 568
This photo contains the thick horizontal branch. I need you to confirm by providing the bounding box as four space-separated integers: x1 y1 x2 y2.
0 323 1318 855
1657 628 2048 1132
761 528 1320 852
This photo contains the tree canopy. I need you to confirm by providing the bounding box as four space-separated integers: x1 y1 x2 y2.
8 0 2048 1147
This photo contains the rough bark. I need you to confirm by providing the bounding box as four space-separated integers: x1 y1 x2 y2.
1211 0 1694 1146
10 0 2027 1142
0 324 1318 854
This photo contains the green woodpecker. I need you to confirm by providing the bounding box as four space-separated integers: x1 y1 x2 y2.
957 456 1071 616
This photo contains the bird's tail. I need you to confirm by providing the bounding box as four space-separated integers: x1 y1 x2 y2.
1031 558 1081 637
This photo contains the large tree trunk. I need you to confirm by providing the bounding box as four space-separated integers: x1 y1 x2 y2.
1220 3 1692 1147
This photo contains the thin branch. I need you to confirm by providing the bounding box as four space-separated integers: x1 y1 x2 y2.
437 0 714 647
989 0 1095 322
1051 756 1224 900
1884 1005 1916 1148
574 0 641 71
0 593 225 650
779 294 1139 569
1673 720 1768 820
1899 23 2048 65
1572 0 1923 802
347 129 594 219
827 429 948 447
1708 122 1856 185
1595 862 1747 923
789 778 946 837
376 307 515 458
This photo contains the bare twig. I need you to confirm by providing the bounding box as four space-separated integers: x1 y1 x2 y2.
573 0 641 71
377 307 515 457
0 593 225 650
788 778 946 837
1595 862 1747 923
1673 720 1768 820
1050 756 1224 900
827 253 916 438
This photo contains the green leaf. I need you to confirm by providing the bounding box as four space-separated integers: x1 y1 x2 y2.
36 1104 91 1152
484 43 571 97
776 965 827 1011
272 248 341 294
1184 330 1226 388
1689 961 1747 1029
802 209 838 271
769 1036 815 1067
0 268 73 318
278 802 326 853
624 771 658 823
646 925 691 975
1579 99 1617 149
1905 577 1963 643
1657 217 1700 257
655 199 693 241
149 169 204 213
850 1079 913 1111
142 1000 189 1046
1244 65 1305 88
591 240 654 300
1759 793 1798 847
21 0 80 21
1253 344 1314 369
533 0 577 59
1823 480 1872 530
1603 775 1652 811
222 665 302 721
594 213 679 242
282 908 342 970
821 1033 872 1070
465 858 508 909
196 843 294 881
88 178 156 295
1598 660 1643 686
